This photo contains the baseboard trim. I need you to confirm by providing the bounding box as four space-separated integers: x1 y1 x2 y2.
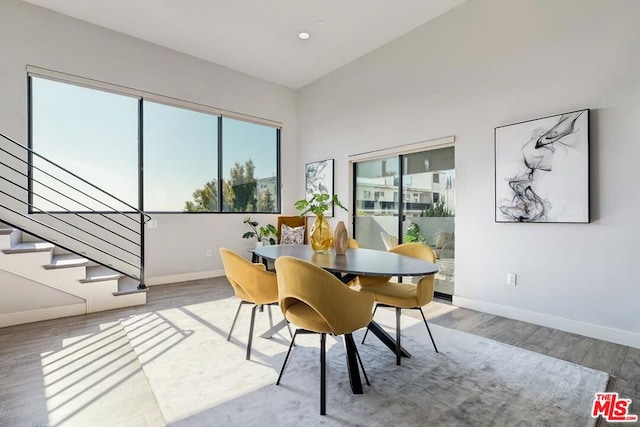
452 296 640 350
0 303 86 328
146 270 225 286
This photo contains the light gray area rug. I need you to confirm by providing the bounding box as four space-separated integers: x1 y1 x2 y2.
121 297 609 427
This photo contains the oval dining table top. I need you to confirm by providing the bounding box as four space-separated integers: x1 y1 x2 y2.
254 244 438 277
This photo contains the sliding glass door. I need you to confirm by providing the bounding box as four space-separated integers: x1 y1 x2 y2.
401 148 455 296
354 157 400 250
353 146 455 297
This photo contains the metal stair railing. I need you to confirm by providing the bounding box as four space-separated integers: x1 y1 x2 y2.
0 131 151 289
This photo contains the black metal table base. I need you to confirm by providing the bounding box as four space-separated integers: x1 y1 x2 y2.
366 320 411 358
343 333 363 394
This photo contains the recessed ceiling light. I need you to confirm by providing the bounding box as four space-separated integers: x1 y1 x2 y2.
298 32 310 40
316 20 324 25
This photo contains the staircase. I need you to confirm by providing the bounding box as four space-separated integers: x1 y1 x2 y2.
0 227 146 327
1 131 151 328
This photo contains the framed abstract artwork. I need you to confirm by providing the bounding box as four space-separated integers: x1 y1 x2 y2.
495 109 589 223
305 159 334 216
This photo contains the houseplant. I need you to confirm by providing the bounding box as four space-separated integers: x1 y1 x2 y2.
404 221 426 244
295 193 347 252
242 217 278 246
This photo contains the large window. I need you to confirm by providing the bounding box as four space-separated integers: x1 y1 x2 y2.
29 74 280 213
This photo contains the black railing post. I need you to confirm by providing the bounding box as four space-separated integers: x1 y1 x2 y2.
137 99 146 290
138 211 146 289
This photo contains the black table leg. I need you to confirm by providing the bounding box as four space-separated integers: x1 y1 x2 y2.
343 333 363 394
366 320 411 358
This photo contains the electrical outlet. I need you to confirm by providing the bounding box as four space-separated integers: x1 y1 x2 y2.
507 273 517 286
206 249 212 257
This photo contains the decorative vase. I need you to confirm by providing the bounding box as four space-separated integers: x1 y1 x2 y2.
255 241 264 248
310 214 333 253
333 221 348 255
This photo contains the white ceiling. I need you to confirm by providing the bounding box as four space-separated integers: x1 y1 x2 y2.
21 0 465 89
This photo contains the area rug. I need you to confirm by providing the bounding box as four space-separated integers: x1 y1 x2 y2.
121 297 609 426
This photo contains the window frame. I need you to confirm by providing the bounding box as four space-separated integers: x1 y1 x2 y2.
27 67 282 215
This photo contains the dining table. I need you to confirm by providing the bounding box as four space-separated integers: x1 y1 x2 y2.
254 244 439 394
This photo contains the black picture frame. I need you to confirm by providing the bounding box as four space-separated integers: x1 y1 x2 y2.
495 109 590 223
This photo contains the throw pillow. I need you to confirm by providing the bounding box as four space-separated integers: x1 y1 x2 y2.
280 224 305 245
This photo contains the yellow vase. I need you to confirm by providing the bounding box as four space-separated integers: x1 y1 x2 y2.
310 214 333 253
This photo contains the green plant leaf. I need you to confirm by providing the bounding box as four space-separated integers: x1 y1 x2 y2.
294 192 348 216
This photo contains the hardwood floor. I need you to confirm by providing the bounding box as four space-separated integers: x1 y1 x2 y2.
1 277 637 426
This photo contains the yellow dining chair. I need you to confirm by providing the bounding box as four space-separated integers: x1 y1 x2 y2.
359 243 439 365
380 230 399 250
347 238 391 288
220 248 284 360
277 215 308 244
274 256 374 416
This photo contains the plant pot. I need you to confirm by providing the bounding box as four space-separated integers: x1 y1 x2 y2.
309 214 333 253
255 241 264 248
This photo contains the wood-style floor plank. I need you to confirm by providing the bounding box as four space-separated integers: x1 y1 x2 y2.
619 347 640 384
468 315 514 336
581 341 629 378
539 332 596 365
519 327 569 355
429 306 481 328
489 320 541 346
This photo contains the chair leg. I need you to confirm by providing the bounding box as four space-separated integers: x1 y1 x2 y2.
419 307 439 353
227 301 245 341
320 332 326 416
361 304 379 344
276 329 298 385
286 320 294 340
350 334 370 386
246 305 258 360
396 307 402 366
267 304 273 328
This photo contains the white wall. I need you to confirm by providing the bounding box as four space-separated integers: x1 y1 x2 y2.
0 1 298 282
297 0 640 347
0 270 83 313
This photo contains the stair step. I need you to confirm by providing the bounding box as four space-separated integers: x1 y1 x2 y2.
45 254 89 270
0 228 15 235
113 277 147 296
80 266 122 283
3 242 55 254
